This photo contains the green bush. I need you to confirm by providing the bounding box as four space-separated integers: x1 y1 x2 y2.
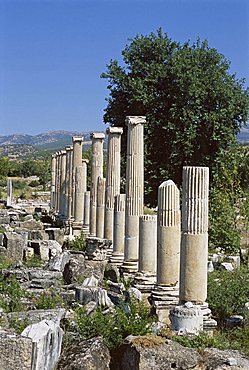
12 180 26 190
23 255 43 268
173 327 249 357
0 275 25 313
207 268 249 323
75 299 153 349
28 180 40 187
34 288 64 309
69 231 86 252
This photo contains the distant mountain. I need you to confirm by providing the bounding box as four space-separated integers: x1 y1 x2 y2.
237 125 249 144
0 130 98 150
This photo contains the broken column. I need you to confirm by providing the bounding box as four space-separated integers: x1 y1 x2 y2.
72 136 84 235
110 194 126 265
83 190 90 234
59 150 67 217
50 154 56 209
134 214 157 292
6 178 12 207
179 166 216 331
180 166 209 304
151 180 181 322
122 116 145 273
96 177 106 239
89 132 105 236
104 127 123 241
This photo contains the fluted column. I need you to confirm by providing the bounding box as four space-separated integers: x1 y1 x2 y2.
50 154 56 209
180 166 209 304
89 132 105 236
151 180 181 321
110 194 126 264
59 150 67 217
104 127 123 241
138 215 157 274
157 180 180 286
82 158 88 224
64 146 71 219
72 137 84 233
83 191 90 233
55 151 61 213
68 146 73 219
96 177 106 238
122 116 145 273
7 179 12 207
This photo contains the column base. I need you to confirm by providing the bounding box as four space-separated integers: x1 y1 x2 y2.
120 259 138 274
199 302 217 332
133 272 156 293
109 252 124 266
72 221 83 236
82 224 90 236
150 284 179 323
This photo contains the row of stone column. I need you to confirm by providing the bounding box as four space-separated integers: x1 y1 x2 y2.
50 117 209 315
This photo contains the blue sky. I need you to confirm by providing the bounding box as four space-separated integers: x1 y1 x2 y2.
0 0 248 135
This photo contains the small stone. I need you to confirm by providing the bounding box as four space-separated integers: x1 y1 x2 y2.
184 301 194 308
225 357 238 366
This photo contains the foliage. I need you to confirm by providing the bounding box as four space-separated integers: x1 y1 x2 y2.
12 180 27 190
8 317 31 335
0 275 25 313
101 29 249 205
34 288 64 309
75 298 153 349
28 180 40 187
69 231 86 252
23 255 43 268
173 327 249 356
207 268 249 323
0 157 11 179
209 144 249 254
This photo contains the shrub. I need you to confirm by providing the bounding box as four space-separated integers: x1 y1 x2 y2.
34 288 64 309
28 180 40 187
75 299 153 349
69 231 86 252
0 275 25 313
207 268 249 323
12 180 26 190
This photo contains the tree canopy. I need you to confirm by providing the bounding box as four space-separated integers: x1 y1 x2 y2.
101 29 249 204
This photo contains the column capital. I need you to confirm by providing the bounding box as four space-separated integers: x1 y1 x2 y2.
82 158 89 164
106 127 123 135
65 146 71 152
90 132 105 140
126 116 146 126
72 136 84 143
61 150 67 155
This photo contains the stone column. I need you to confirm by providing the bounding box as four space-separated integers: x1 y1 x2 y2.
180 166 209 304
55 151 61 213
82 158 89 224
59 150 67 217
96 177 106 239
104 127 123 241
83 191 90 234
64 146 71 219
72 137 83 234
122 116 145 273
134 214 157 292
151 180 181 322
6 178 13 207
110 194 126 265
68 146 73 220
89 133 105 236
50 154 56 209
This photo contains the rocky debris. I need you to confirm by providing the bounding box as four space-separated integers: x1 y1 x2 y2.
2 231 25 262
21 319 63 370
111 336 249 370
85 237 112 260
20 219 43 231
45 251 70 272
8 308 66 326
63 252 106 284
28 239 62 261
28 268 63 288
75 286 114 308
0 330 33 370
45 227 64 245
104 262 120 282
57 336 111 370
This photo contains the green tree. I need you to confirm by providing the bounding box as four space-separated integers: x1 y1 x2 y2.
101 29 249 205
0 157 11 179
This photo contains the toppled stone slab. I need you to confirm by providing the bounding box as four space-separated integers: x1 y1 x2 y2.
20 219 43 231
45 228 64 245
8 308 66 326
28 240 62 261
112 336 249 370
21 319 63 370
0 330 33 370
45 251 70 272
57 336 111 370
2 232 25 262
